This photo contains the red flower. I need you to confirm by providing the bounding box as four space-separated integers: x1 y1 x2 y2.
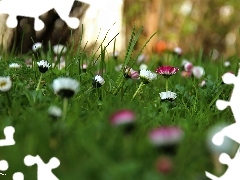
156 66 179 78
155 156 173 174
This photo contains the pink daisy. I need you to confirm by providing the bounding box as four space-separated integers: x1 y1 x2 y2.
124 66 139 79
149 126 183 146
110 109 136 126
156 66 179 78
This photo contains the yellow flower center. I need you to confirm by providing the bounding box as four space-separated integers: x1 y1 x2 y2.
0 81 7 87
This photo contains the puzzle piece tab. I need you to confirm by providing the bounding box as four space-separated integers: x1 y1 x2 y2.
0 126 15 147
0 0 90 31
24 155 60 180
205 66 240 179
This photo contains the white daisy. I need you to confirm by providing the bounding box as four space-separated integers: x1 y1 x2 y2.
92 75 105 88
139 63 148 70
52 77 79 98
81 63 87 72
139 69 157 83
159 91 177 101
37 60 51 73
223 61 230 67
192 66 205 79
32 42 42 52
199 80 206 87
53 44 67 55
0 77 12 92
48 105 62 118
9 63 21 69
173 47 182 55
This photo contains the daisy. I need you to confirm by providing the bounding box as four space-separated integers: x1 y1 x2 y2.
192 66 205 79
82 63 87 73
156 66 179 78
53 44 67 55
132 69 157 99
124 66 139 79
139 69 157 84
183 62 193 72
149 126 183 146
0 76 12 92
52 77 79 98
156 66 178 92
48 105 62 119
110 109 136 126
173 47 182 56
149 126 183 155
109 109 136 134
37 60 51 73
32 42 42 52
199 80 206 87
92 75 105 88
159 91 177 101
0 77 12 107
52 77 79 121
9 63 21 69
139 63 148 70
223 61 230 67
36 60 51 91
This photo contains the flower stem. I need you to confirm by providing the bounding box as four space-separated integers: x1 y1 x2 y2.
132 82 144 100
166 78 168 92
6 91 12 108
62 98 68 121
36 73 43 91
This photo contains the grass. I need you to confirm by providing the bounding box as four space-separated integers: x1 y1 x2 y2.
0 28 237 180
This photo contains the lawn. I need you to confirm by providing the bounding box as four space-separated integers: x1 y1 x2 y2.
0 28 238 180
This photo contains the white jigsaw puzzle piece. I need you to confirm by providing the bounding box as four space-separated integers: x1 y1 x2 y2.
24 155 60 180
0 126 15 146
206 148 240 180
0 0 91 31
206 66 240 179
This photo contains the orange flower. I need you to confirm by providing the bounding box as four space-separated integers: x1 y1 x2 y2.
154 40 168 54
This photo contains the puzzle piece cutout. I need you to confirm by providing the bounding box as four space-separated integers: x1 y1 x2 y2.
0 154 60 180
205 67 240 179
0 0 92 31
0 160 7 176
0 126 15 147
24 155 60 180
0 159 8 171
12 172 24 180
